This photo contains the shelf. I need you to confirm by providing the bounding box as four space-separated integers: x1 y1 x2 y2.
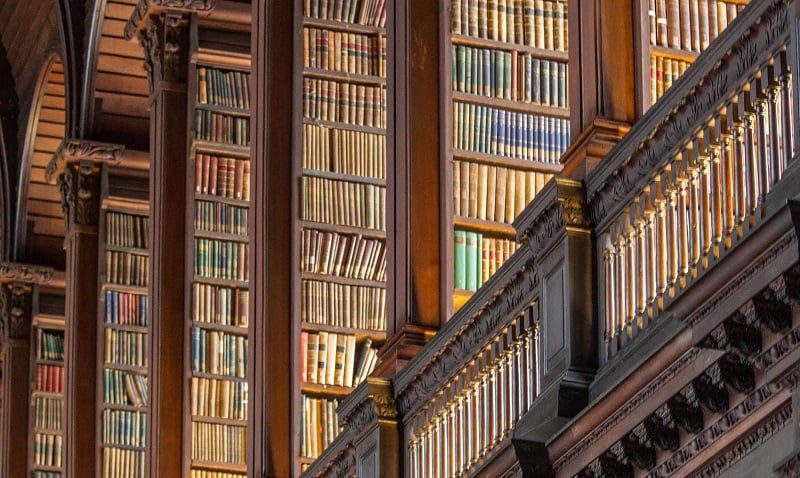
194 229 249 243
649 44 699 62
32 464 63 472
104 244 149 255
301 382 353 397
101 283 148 294
192 140 251 158
299 220 386 239
303 68 386 86
102 443 146 452
192 320 248 335
194 102 250 117
191 415 247 426
451 34 569 61
104 323 148 333
303 16 385 35
301 168 386 186
300 271 386 289
300 322 386 342
454 289 474 312
104 363 148 374
191 460 248 473
33 427 63 435
454 216 517 238
192 275 249 289
194 193 250 207
452 149 563 173
31 390 63 399
192 371 248 383
452 92 569 118
303 117 386 135
103 402 148 412
35 359 64 366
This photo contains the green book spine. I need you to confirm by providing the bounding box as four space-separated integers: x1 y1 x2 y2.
504 51 512 100
465 231 478 291
476 232 484 287
454 230 467 290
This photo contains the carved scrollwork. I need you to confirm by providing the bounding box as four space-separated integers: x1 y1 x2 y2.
58 161 102 230
342 381 398 437
515 180 590 257
124 0 216 41
0 263 54 284
46 139 124 184
138 12 188 90
8 284 29 340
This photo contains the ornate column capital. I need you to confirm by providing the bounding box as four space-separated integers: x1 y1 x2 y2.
338 377 398 439
1 281 33 342
0 262 54 285
124 0 216 40
45 139 124 184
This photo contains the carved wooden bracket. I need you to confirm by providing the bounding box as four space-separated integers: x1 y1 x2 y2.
3 282 32 341
0 262 54 285
338 377 397 439
45 139 124 184
124 0 216 41
136 13 189 90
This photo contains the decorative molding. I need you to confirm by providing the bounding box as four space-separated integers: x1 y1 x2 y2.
306 442 356 478
775 450 800 478
7 284 29 340
0 262 54 284
137 12 188 91
585 0 789 228
45 139 124 184
57 161 103 231
340 378 398 437
395 257 538 416
124 0 216 41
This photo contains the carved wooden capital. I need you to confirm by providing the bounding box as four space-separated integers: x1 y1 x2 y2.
0 262 54 285
338 377 397 438
136 12 190 90
57 161 104 231
124 0 215 40
46 139 124 184
3 282 32 341
513 178 589 257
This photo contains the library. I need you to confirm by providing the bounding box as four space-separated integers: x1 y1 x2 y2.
0 0 799 476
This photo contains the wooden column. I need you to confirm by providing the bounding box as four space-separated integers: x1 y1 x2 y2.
47 139 123 477
251 0 293 475
561 0 636 180
0 263 54 477
380 0 443 377
126 7 195 476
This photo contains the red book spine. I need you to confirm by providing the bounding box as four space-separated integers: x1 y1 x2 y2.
300 331 309 383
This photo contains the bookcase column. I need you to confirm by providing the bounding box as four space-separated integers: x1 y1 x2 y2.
0 264 52 477
561 0 636 179
47 139 123 478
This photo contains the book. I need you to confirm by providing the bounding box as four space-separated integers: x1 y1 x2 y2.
196 67 250 110
302 124 387 179
301 279 386 330
649 0 744 52
454 230 521 291
300 176 387 230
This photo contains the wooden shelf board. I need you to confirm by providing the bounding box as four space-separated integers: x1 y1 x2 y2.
191 414 247 426
302 117 386 135
301 168 386 186
452 91 569 118
32 464 63 472
191 320 248 335
35 358 64 366
300 322 387 342
31 390 63 399
101 283 148 294
194 229 249 243
104 244 149 255
192 371 247 383
192 140 251 158
301 382 353 397
104 322 148 333
303 67 386 86
194 193 250 207
194 102 250 117
33 427 63 435
191 460 248 473
104 363 148 374
298 220 386 239
192 275 249 289
454 288 474 312
102 443 147 452
300 271 386 289
303 16 385 35
452 149 563 173
103 402 148 412
649 44 699 62
453 216 517 237
450 34 568 61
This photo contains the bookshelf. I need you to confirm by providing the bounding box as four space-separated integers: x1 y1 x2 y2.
28 313 65 478
96 183 150 478
187 30 252 477
444 0 570 311
294 0 388 473
635 0 748 111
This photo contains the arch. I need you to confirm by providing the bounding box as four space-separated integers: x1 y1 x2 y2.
14 55 66 268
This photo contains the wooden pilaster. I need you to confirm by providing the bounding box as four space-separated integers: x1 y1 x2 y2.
48 139 123 478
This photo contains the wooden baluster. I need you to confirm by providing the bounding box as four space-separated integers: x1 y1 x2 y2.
602 238 615 358
719 108 735 247
731 97 748 235
654 177 668 306
512 318 525 421
613 226 626 350
707 117 724 257
634 202 647 326
662 166 678 292
695 135 713 265
448 400 456 478
742 87 760 224
426 420 434 478
685 144 702 275
526 314 537 404
768 70 783 185
500 332 511 441
408 434 416 478
624 211 637 337
644 186 658 318
778 58 794 165
675 152 689 288
455 380 464 476
481 349 492 456
756 87 772 205
504 327 516 435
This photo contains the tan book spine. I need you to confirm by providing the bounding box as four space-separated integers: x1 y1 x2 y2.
486 165 497 221
495 166 507 222
505 166 516 221
453 159 461 216
667 0 680 48
477 164 488 220
468 161 479 217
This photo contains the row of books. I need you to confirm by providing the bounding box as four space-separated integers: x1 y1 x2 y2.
303 78 387 128
33 472 61 478
194 239 249 283
454 101 570 162
649 0 745 52
191 327 248 378
105 290 148 327
105 251 149 288
650 55 691 105
190 471 246 478
196 201 249 236
106 212 149 249
102 409 146 448
195 110 250 147
35 364 64 393
191 422 246 465
454 231 520 291
453 161 554 222
102 448 146 478
301 229 386 281
193 283 249 327
33 396 62 430
303 0 387 27
304 27 386 77
301 332 379 387
37 329 64 362
103 369 148 407
194 154 251 201
302 124 386 179
451 0 568 52
197 67 251 110
104 329 147 368
301 177 386 230
301 280 386 331
453 45 567 108
190 377 248 421
33 433 62 467
300 394 341 459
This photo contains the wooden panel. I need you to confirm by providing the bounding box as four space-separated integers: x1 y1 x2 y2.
36 121 66 138
27 198 63 218
97 55 148 77
93 113 150 143
41 94 66 109
32 152 53 167
28 166 47 184
44 82 66 96
104 2 134 20
96 91 149 118
101 18 127 38
27 183 61 202
95 72 149 97
99 36 145 59
31 216 63 237
39 107 65 123
33 136 62 152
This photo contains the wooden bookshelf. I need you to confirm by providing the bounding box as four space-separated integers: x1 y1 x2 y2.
293 1 389 474
96 180 151 478
28 312 65 477
185 27 252 478
444 0 569 313
634 0 749 113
